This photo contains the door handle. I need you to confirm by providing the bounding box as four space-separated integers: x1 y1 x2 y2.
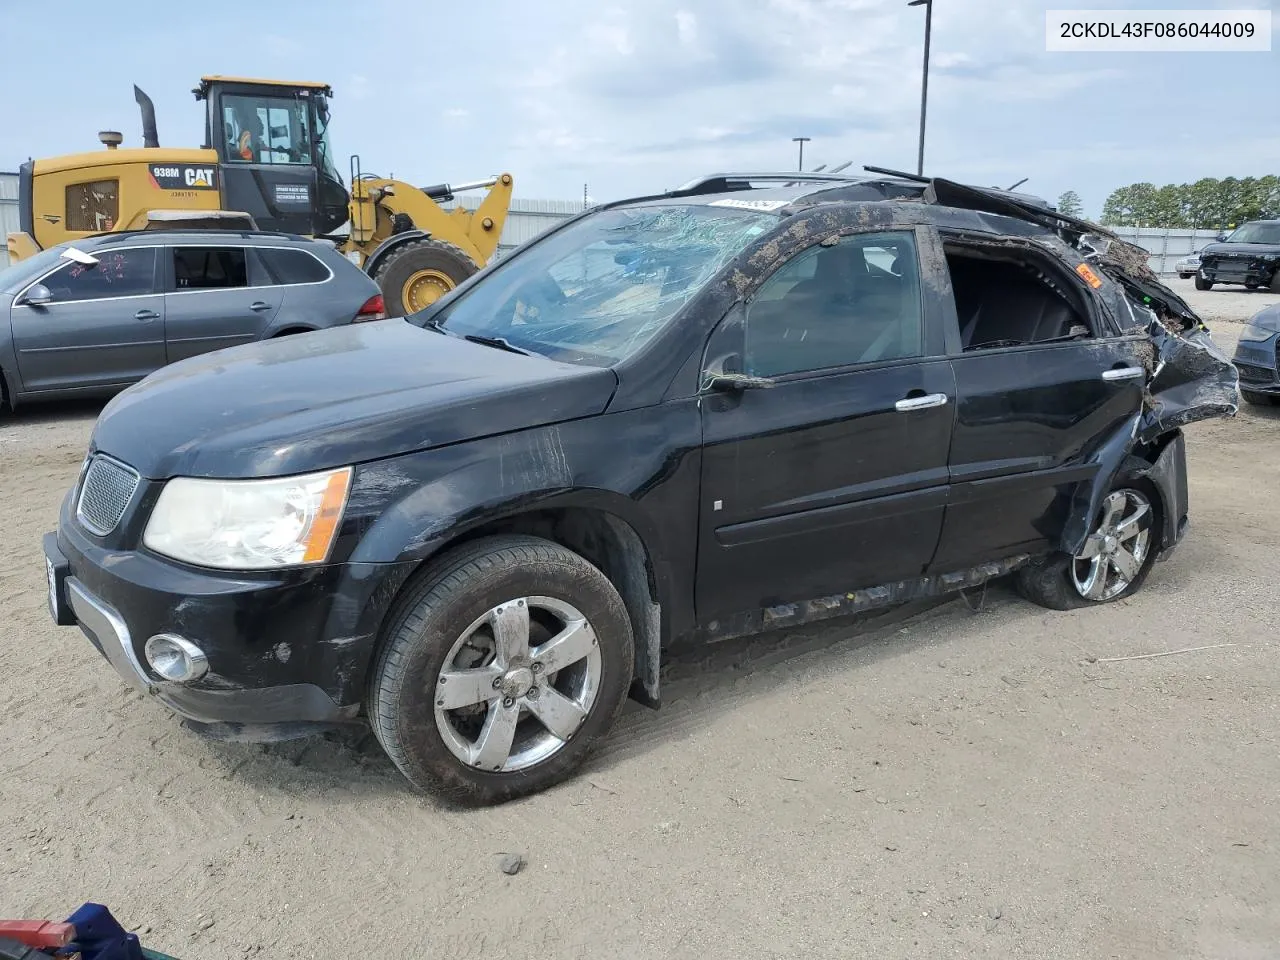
895 392 948 412
249 301 273 312
1101 366 1145 381
134 309 160 322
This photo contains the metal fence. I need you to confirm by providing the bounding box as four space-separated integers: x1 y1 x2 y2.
0 171 20 267
1109 227 1223 275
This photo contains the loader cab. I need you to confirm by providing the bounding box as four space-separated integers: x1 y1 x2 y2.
196 76 349 238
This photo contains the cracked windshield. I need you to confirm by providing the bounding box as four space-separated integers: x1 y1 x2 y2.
423 204 776 364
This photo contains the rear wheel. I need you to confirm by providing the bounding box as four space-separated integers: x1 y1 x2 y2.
1016 482 1161 611
369 535 634 804
372 238 479 318
1270 271 1280 294
1194 275 1213 291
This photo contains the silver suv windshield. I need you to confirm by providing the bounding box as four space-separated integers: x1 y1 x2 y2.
423 204 777 365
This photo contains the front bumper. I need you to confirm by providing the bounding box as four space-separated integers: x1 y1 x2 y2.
1233 339 1279 394
46 491 417 739
1200 261 1277 286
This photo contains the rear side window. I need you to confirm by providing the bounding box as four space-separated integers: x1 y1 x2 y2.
173 247 248 290
41 247 157 302
253 248 331 285
65 180 119 232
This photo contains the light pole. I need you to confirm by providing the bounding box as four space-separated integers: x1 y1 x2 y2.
908 0 932 177
792 136 811 171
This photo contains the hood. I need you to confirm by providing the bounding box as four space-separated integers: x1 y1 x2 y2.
1200 241 1280 257
1247 303 1280 333
90 320 618 479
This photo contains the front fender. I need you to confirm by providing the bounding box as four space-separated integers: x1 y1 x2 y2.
344 424 676 570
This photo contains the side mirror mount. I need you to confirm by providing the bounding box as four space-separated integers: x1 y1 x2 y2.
1215 233 1229 243
707 372 777 392
703 352 775 392
22 283 52 307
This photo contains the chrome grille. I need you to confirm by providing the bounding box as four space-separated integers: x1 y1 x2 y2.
76 456 140 536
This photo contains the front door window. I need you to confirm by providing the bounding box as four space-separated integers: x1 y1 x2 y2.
42 248 157 301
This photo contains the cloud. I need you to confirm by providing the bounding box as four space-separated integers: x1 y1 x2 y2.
1 0 1274 221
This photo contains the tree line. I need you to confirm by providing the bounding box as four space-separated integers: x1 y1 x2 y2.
1092 176 1280 229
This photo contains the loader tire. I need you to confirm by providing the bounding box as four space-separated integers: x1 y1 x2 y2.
373 238 479 318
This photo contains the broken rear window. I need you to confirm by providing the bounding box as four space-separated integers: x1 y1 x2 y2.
425 204 776 365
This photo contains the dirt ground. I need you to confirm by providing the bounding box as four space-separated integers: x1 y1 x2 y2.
1 280 1277 959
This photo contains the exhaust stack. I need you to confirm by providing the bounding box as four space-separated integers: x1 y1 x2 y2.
133 85 159 148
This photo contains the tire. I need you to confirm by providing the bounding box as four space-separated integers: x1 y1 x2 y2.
372 238 478 318
1241 389 1279 406
1245 282 1260 290
368 535 635 804
1194 275 1213 291
1270 271 1280 294
1015 479 1162 611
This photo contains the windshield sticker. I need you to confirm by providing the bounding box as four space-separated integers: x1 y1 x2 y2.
707 198 789 212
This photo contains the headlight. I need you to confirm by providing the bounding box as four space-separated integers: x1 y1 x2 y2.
143 467 352 569
1238 323 1274 343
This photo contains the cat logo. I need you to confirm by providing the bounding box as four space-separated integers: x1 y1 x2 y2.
148 163 219 191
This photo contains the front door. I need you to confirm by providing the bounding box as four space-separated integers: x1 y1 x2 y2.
163 246 283 363
696 228 956 624
10 246 166 393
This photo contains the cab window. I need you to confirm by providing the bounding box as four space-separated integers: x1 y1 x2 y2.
222 94 312 165
40 248 157 302
65 180 119 232
746 231 924 377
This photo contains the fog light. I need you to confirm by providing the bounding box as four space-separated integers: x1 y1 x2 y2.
144 634 208 683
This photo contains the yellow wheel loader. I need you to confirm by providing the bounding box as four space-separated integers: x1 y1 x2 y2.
5 77 513 316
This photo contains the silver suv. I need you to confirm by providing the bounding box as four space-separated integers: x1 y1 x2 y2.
0 230 383 413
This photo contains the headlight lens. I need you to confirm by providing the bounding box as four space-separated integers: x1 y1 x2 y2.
1238 323 1274 343
143 467 352 569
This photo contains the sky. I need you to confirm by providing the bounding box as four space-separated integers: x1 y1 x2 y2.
0 0 1275 217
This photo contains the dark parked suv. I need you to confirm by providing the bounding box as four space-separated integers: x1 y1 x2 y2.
44 170 1238 804
1194 219 1280 291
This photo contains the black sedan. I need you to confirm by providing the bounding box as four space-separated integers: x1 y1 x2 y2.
44 170 1238 803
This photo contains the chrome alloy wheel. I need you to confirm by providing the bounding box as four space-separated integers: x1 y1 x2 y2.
1071 489 1153 602
433 596 602 773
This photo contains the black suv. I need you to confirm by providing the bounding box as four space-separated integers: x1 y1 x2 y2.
1195 219 1280 291
44 170 1238 804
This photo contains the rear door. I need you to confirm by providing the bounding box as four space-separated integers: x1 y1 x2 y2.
696 228 956 623
930 237 1146 571
162 245 283 362
10 246 166 393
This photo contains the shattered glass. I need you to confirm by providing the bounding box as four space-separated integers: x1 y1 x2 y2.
428 205 776 365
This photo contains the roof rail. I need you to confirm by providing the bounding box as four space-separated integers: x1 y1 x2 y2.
90 227 308 243
671 171 878 196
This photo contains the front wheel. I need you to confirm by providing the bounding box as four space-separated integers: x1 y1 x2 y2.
368 535 635 804
1194 275 1213 291
372 238 479 318
1015 483 1161 611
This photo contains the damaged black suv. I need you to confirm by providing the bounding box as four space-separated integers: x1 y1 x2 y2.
44 169 1239 804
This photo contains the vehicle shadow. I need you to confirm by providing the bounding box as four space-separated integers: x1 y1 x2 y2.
210 583 1023 800
0 397 106 428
